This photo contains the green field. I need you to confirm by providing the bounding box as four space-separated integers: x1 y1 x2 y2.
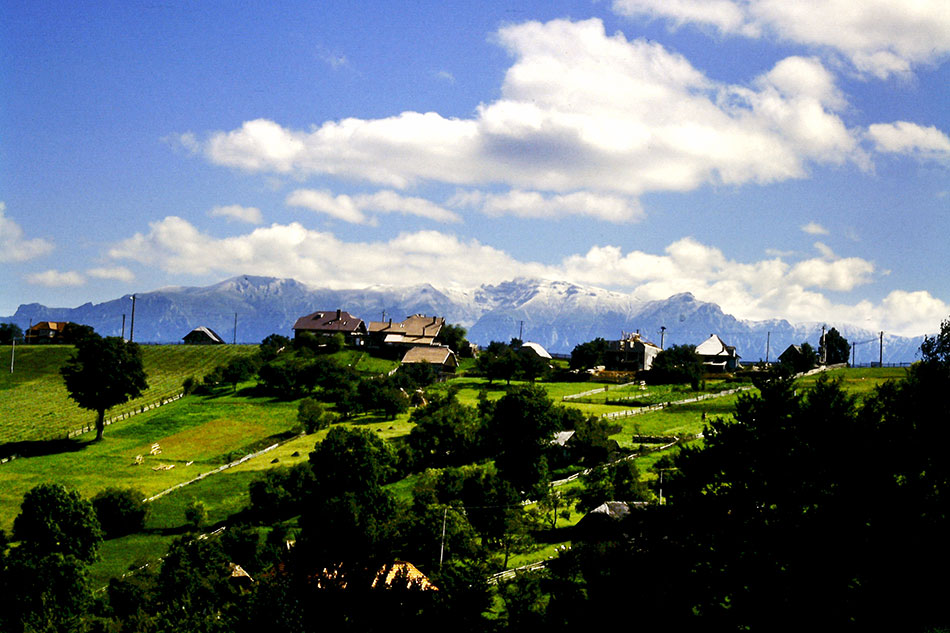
0 349 910 589
0 344 259 444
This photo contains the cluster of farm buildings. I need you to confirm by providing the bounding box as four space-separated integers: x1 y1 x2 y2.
22 312 748 374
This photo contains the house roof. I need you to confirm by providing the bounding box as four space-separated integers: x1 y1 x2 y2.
552 430 576 446
695 334 739 358
183 326 225 344
372 561 439 592
401 345 458 367
293 309 365 334
521 341 552 359
26 321 68 333
369 314 444 346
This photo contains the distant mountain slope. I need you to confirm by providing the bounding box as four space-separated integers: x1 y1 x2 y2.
3 275 925 363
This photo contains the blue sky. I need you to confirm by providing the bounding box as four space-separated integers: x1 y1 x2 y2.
2 0 948 336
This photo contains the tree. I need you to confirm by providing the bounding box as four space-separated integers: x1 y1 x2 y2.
60 336 148 441
517 346 550 382
407 391 483 468
485 384 561 494
575 460 648 513
12 483 102 564
297 397 330 433
644 344 703 389
819 327 850 365
185 500 207 531
570 337 609 371
91 487 148 538
0 322 22 344
61 322 97 345
436 323 471 357
476 341 519 384
259 333 291 361
302 427 402 577
221 355 259 392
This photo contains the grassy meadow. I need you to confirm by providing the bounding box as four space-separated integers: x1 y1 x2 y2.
0 344 259 444
0 345 910 587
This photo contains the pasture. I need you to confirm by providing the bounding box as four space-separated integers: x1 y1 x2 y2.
0 344 259 444
0 347 909 587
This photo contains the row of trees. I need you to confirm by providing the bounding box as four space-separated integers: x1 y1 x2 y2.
474 339 550 384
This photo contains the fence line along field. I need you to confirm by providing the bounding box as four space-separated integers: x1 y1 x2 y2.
0 344 259 445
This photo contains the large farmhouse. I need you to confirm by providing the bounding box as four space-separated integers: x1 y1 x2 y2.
25 321 68 344
604 332 662 371
293 310 366 344
695 334 741 371
367 314 444 350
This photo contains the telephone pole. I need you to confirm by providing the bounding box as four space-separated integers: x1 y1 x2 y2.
879 331 884 367
660 326 666 350
766 331 771 364
129 294 137 342
233 312 237 345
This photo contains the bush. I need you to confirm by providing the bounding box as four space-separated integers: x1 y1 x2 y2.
92 488 149 538
297 397 329 433
185 500 207 531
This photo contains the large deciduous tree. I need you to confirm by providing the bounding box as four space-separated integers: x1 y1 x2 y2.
13 483 103 563
0 322 22 344
60 335 148 441
645 344 704 389
819 327 850 365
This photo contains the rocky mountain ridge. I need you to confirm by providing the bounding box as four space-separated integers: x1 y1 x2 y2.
3 275 924 363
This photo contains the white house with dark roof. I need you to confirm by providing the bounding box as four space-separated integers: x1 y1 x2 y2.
695 334 741 371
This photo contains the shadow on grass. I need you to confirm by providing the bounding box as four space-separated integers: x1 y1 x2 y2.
0 437 90 460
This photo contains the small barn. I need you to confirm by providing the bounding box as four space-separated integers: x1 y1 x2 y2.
400 345 458 378
695 334 741 371
183 327 226 345
521 341 552 360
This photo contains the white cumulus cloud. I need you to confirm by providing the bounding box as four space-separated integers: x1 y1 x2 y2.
27 269 85 287
0 202 54 263
210 204 264 224
286 189 460 224
449 190 643 222
801 222 829 235
87 266 135 282
188 19 864 216
867 121 950 161
612 0 950 79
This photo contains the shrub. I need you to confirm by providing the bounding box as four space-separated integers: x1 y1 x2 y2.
297 397 329 433
184 500 207 531
92 487 149 538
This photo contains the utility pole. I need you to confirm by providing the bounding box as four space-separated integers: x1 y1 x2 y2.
519 320 524 341
233 312 237 345
879 331 884 367
121 314 126 340
660 326 666 350
129 295 137 342
439 506 448 569
851 341 856 366
766 331 771 364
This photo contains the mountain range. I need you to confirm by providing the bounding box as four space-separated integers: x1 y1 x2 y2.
2 275 924 364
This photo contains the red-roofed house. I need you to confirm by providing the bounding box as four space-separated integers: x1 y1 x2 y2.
293 309 366 344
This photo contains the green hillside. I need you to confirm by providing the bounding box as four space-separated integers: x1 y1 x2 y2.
0 344 259 445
